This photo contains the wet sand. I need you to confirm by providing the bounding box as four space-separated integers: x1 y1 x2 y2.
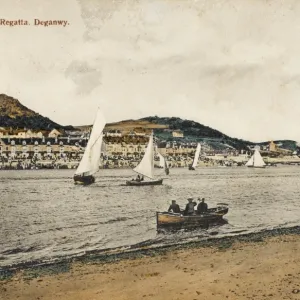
2 234 300 300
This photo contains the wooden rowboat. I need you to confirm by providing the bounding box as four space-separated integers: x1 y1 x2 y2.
156 204 229 230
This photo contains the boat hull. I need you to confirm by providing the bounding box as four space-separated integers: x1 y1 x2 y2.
188 166 195 170
126 179 163 186
156 206 229 230
247 166 266 168
73 175 95 185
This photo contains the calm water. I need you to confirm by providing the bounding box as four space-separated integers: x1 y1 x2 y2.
1 166 300 267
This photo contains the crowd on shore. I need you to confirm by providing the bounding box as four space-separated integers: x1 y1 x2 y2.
1 153 300 170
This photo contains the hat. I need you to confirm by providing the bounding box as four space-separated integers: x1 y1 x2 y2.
187 197 193 201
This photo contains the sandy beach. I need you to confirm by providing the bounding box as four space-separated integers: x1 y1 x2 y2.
1 233 300 300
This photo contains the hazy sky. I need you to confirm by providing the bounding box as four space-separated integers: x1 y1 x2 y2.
1 0 300 142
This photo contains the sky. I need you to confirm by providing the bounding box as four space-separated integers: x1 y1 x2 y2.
1 0 300 142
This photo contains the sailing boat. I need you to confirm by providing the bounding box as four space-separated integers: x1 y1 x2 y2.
189 143 201 170
73 107 106 185
245 149 266 168
126 132 164 186
156 147 170 175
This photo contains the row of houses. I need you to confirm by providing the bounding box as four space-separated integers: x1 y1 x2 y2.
0 126 185 139
248 141 294 156
103 128 184 138
0 135 206 160
0 126 293 161
0 137 86 159
0 128 63 139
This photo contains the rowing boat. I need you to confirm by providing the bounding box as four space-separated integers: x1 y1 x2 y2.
156 204 229 230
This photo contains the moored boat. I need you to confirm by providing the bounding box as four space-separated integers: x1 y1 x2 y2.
156 204 229 230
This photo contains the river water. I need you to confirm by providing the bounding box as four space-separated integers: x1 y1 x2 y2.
1 166 300 267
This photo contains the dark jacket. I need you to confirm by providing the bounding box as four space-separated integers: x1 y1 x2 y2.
168 204 181 213
184 202 197 215
197 202 208 214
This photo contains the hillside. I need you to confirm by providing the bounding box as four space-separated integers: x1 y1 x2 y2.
0 94 73 130
141 116 254 150
0 93 297 152
74 120 168 131
108 119 167 129
77 116 297 151
258 140 298 152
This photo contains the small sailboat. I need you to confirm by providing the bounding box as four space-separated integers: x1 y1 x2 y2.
189 143 201 170
156 148 170 175
245 149 266 168
73 107 106 185
126 133 164 186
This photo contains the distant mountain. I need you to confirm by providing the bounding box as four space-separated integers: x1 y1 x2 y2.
0 94 73 130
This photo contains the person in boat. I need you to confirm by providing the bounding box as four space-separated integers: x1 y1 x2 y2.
168 200 181 214
184 198 196 215
135 175 141 182
197 198 208 214
140 176 144 181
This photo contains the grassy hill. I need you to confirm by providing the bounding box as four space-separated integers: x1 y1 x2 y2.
0 94 73 130
141 116 254 150
0 93 297 152
75 116 297 151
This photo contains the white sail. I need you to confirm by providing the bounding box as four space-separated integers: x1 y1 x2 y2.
75 108 106 176
133 133 154 179
101 140 107 154
157 151 165 168
246 149 266 167
156 147 169 175
245 155 254 166
253 149 266 167
192 143 201 168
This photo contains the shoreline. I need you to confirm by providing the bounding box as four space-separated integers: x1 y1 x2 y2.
1 160 300 171
1 227 300 299
2 225 300 279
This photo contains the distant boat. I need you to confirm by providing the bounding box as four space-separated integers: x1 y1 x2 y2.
189 143 201 170
126 133 164 186
73 107 106 185
245 149 266 168
156 147 169 175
